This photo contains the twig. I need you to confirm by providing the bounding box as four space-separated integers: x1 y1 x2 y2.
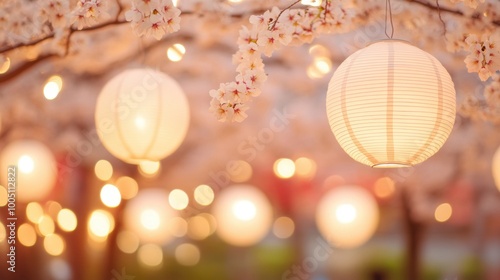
269 0 302 30
435 0 447 37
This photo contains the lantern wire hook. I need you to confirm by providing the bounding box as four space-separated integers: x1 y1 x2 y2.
385 0 394 39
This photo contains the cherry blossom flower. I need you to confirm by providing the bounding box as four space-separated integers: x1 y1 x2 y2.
72 0 106 30
464 34 500 81
125 0 181 40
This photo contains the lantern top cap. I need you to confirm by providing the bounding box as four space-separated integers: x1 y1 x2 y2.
368 39 412 46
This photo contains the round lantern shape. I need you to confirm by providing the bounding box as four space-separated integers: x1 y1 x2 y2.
95 69 190 164
123 188 176 244
492 146 500 192
315 185 379 248
326 40 456 168
0 140 57 202
212 184 273 247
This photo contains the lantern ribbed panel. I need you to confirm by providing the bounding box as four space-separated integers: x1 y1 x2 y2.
95 69 190 164
327 40 456 167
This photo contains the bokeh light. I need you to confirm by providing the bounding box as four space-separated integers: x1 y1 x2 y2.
374 177 396 198
49 259 72 280
435 203 452 222
88 210 114 238
301 0 322 7
187 215 211 240
228 160 253 183
44 75 63 100
44 234 65 256
168 217 188 237
100 184 122 208
94 159 113 181
46 201 62 219
294 157 317 179
115 176 138 200
335 203 357 224
0 57 10 74
57 209 77 232
0 185 7 206
194 184 214 206
167 43 186 62
138 160 161 177
116 230 140 254
273 158 296 179
18 223 37 247
37 215 55 236
273 216 295 239
27 202 44 223
169 189 189 210
0 222 5 243
175 243 201 266
138 244 163 267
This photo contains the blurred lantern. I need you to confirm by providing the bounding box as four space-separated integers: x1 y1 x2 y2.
326 40 456 167
0 140 57 202
95 69 190 164
212 184 273 246
124 188 176 244
492 147 500 192
315 185 379 248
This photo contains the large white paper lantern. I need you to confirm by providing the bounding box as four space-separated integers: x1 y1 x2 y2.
212 185 273 247
492 147 500 192
95 69 190 164
0 140 57 202
123 188 176 244
327 40 456 168
315 185 379 248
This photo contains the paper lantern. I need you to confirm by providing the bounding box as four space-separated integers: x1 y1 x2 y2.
492 147 500 192
95 69 190 164
123 188 176 244
315 185 379 248
212 185 273 246
0 140 57 202
326 40 456 168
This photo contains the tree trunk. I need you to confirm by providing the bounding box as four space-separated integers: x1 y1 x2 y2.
401 186 425 280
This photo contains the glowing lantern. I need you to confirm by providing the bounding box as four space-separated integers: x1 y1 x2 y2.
326 40 456 167
0 140 57 202
123 188 176 244
315 185 379 248
212 185 273 246
95 69 190 164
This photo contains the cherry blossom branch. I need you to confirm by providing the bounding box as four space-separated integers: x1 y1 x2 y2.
269 0 302 30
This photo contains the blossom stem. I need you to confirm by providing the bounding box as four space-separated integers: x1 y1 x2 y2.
269 0 302 30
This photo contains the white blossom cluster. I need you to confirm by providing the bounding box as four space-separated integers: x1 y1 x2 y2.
209 0 354 122
72 0 107 30
125 0 181 40
464 34 500 81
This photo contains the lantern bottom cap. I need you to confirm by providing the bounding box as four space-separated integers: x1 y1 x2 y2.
372 162 412 168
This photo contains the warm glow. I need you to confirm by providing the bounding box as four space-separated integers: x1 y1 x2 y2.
187 215 211 240
124 189 176 244
169 189 189 210
273 216 295 239
336 203 357 224
37 215 55 236
374 177 396 198
18 223 37 247
172 0 179 7
94 159 113 181
301 0 322 6
44 75 63 100
26 202 44 223
308 57 332 79
492 146 500 192
435 203 452 222
44 234 65 256
57 208 77 232
140 209 161 230
175 243 201 266
167 43 186 62
95 69 190 164
88 210 114 237
228 160 253 183
232 200 257 221
309 44 330 57
168 217 188 237
0 57 10 74
326 40 456 167
200 213 217 235
115 176 139 199
294 157 317 179
138 160 161 177
316 186 379 248
117 230 140 254
0 140 57 202
212 185 273 246
138 244 163 267
100 184 122 208
0 222 5 243
194 184 215 206
46 201 62 219
0 185 7 207
273 158 296 179
18 155 34 173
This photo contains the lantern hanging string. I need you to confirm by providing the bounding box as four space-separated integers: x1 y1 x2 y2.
385 0 394 39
